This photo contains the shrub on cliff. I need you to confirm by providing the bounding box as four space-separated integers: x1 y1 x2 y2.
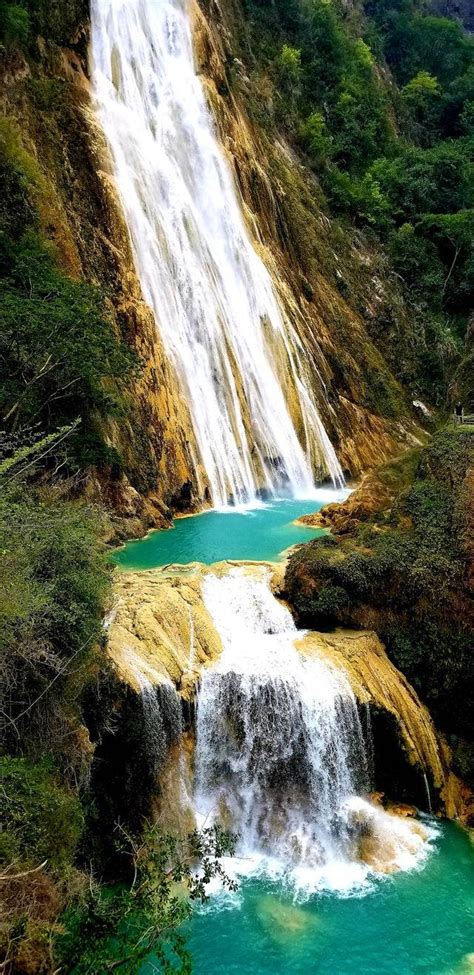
0 482 110 757
0 758 84 869
0 118 138 475
0 0 87 48
286 428 474 743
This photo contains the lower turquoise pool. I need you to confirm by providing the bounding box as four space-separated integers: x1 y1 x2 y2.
185 823 473 975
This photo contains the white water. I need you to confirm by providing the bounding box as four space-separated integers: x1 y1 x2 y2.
138 675 182 777
90 0 343 506
196 569 433 894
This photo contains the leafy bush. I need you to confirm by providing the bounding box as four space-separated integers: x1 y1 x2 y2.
0 757 83 870
0 484 110 751
59 825 237 975
286 429 473 740
0 119 138 474
0 1 29 47
0 0 87 47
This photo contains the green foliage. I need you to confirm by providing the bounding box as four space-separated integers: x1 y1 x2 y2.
300 111 332 166
380 14 473 87
0 483 110 750
0 0 87 47
0 118 137 475
59 825 237 975
0 757 83 870
286 429 474 740
0 229 137 432
388 222 444 303
0 117 40 238
402 71 441 146
278 44 302 86
0 422 80 479
0 1 29 47
240 0 474 404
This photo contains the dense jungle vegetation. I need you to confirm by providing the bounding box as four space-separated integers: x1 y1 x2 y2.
238 0 473 405
0 0 472 972
286 425 474 783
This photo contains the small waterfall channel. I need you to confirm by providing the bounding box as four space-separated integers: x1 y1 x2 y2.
138 677 183 779
194 569 431 892
90 0 343 505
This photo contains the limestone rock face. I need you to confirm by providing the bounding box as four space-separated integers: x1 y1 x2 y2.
0 45 199 530
296 628 446 792
107 568 222 694
107 562 465 819
191 0 428 477
297 471 394 534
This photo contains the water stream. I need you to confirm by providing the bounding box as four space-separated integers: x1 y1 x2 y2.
90 0 343 505
196 570 369 885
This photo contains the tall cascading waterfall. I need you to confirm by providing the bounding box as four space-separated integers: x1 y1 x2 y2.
195 569 371 888
90 0 343 506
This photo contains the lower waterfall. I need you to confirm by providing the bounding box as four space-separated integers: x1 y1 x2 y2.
195 568 432 893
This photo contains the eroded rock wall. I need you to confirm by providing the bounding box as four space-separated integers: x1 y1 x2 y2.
192 0 427 475
0 43 199 531
105 562 465 820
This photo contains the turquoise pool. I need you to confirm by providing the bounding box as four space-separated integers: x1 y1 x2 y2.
119 492 473 975
110 495 345 569
184 823 473 975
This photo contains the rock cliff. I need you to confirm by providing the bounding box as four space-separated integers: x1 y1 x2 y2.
105 560 466 821
0 3 429 521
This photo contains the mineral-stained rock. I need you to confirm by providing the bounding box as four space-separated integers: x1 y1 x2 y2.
107 562 467 819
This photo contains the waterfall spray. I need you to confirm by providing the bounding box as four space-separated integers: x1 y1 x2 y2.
90 0 343 505
138 676 183 778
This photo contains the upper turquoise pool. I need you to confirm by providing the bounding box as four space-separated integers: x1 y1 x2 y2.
110 495 348 569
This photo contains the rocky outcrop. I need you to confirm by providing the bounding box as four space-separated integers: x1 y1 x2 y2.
106 567 223 695
106 561 465 818
297 628 466 819
285 429 474 811
297 447 424 534
193 0 428 475
0 44 199 531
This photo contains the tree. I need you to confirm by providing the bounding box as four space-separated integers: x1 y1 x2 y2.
0 2 29 46
59 824 237 975
300 111 332 166
402 71 441 145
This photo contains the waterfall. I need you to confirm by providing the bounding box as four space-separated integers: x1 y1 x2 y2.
195 569 369 888
90 0 343 506
138 676 182 778
195 568 432 893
